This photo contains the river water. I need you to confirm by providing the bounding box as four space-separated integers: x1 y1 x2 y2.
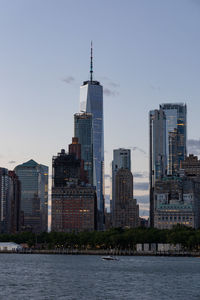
0 254 199 299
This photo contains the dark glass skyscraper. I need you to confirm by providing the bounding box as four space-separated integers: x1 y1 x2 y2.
74 112 93 185
79 44 104 228
0 168 21 234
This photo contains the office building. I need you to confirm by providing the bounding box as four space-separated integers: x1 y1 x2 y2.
160 103 187 175
111 148 131 214
79 43 104 229
0 168 21 234
154 176 200 229
113 168 139 228
15 160 48 233
149 103 187 226
149 109 167 226
51 138 97 232
180 154 200 177
74 112 93 185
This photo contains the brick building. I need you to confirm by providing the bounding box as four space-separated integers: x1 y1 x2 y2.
51 138 97 232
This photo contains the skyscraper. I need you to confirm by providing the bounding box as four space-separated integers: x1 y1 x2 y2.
149 103 187 227
79 43 104 228
74 112 93 185
149 109 166 227
113 168 139 228
111 148 131 214
160 103 187 175
15 160 48 233
0 168 21 234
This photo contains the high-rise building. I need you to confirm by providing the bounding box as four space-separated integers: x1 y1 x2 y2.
111 148 131 214
149 103 187 227
149 109 166 227
112 168 139 228
79 43 104 228
14 160 48 233
160 103 187 175
51 139 97 233
74 112 93 185
0 168 21 234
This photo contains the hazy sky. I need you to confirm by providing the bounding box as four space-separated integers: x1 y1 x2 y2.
0 0 200 217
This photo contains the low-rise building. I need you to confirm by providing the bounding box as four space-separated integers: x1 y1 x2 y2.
52 186 97 232
0 242 22 251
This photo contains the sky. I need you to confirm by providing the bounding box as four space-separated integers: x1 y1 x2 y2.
0 0 200 218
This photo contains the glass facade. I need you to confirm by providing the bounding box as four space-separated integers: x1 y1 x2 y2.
160 103 187 175
80 80 104 227
15 160 48 233
0 168 21 234
149 103 187 227
74 113 93 185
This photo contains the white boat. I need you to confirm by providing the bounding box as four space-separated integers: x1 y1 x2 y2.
101 256 119 261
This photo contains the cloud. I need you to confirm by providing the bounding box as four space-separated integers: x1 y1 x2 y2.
139 209 149 218
100 76 120 88
130 146 147 155
135 195 149 204
103 88 119 97
8 160 16 164
133 171 148 178
187 139 200 155
150 85 161 91
62 76 75 84
134 182 149 191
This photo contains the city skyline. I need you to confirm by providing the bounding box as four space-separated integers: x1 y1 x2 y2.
1 0 200 218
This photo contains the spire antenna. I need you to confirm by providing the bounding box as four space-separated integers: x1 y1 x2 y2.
90 41 93 82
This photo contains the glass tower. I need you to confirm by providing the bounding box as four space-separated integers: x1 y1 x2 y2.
79 44 104 228
160 103 187 175
15 159 48 232
149 103 187 227
74 112 93 185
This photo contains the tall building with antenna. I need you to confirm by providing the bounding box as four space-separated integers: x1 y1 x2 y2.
79 43 104 229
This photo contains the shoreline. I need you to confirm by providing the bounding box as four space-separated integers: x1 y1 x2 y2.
0 249 200 257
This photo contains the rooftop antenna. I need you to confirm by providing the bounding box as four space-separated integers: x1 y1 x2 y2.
90 41 93 82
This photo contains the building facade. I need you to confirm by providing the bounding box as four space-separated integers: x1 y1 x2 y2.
15 160 48 233
74 112 93 185
51 139 97 232
113 168 139 228
79 45 104 229
149 109 167 227
149 103 187 227
180 154 200 177
52 186 97 233
154 176 200 229
0 168 21 234
111 148 131 214
160 103 187 175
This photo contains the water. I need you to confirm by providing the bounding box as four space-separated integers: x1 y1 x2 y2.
0 254 199 299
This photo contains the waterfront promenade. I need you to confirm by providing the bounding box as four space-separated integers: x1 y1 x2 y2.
1 248 200 256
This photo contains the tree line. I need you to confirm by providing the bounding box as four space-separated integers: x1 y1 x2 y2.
1 225 200 250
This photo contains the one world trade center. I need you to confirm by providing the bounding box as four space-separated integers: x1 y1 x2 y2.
79 43 104 229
